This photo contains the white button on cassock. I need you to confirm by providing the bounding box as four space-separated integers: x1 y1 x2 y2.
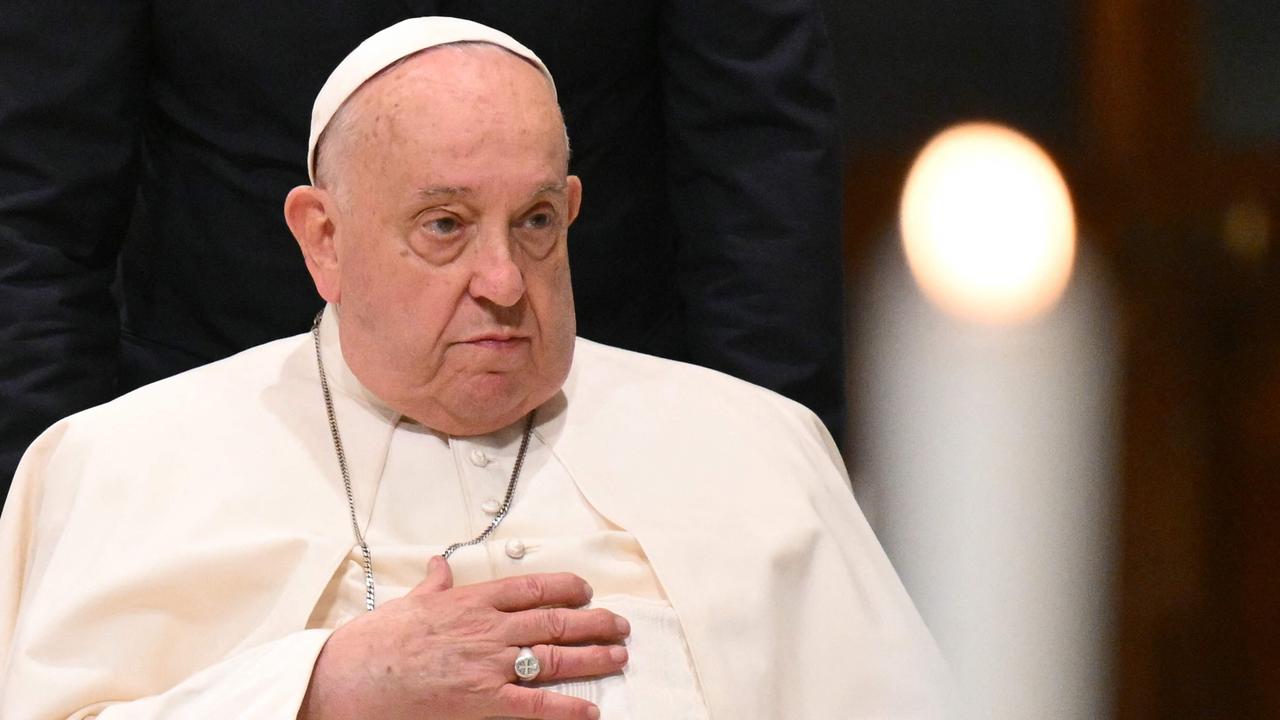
469 449 490 467
481 499 501 515
505 539 526 559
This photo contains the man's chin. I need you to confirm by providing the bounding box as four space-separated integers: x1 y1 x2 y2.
436 374 544 436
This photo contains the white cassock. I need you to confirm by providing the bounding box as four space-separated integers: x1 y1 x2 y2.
0 306 948 718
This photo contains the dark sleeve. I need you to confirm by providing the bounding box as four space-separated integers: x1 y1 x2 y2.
0 2 149 493
658 0 847 445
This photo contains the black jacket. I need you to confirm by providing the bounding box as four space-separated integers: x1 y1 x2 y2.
0 1 845 492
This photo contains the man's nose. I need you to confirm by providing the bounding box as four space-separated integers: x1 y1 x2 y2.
467 228 526 307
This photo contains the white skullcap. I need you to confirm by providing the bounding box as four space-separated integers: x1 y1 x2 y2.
306 16 556 183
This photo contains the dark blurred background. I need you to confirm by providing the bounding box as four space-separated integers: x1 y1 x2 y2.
818 0 1280 717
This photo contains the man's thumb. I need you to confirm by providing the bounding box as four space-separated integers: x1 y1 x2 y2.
416 554 454 594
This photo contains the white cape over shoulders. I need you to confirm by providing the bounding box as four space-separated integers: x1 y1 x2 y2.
0 327 948 718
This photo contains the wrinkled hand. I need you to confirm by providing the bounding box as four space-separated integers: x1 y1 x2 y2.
298 556 629 720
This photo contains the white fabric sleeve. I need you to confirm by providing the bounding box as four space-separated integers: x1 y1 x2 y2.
81 629 332 719
0 422 334 719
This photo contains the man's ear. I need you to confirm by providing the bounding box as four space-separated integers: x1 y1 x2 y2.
284 185 342 303
566 175 583 226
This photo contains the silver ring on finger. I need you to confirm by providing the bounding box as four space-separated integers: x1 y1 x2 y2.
514 646 541 682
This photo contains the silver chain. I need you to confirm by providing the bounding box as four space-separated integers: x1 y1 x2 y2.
311 311 534 611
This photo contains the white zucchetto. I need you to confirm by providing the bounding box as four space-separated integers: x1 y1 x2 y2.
306 16 556 182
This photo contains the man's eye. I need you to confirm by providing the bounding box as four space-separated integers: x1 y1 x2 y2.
425 217 460 235
524 212 552 230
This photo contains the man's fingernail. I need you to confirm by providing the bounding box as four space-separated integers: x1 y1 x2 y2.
609 646 628 663
427 556 440 572
583 581 593 599
587 705 601 720
615 616 630 635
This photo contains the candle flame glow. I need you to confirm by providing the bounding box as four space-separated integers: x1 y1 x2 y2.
899 122 1077 324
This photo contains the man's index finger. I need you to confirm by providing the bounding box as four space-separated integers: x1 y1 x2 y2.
480 572 593 611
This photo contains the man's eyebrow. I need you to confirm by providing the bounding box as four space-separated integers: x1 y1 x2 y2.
416 186 472 199
414 183 565 201
531 182 567 197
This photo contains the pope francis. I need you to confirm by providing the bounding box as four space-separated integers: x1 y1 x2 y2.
0 17 947 720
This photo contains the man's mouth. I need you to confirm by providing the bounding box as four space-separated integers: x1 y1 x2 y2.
460 334 529 350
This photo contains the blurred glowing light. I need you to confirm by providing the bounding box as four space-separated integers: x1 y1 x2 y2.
900 122 1076 324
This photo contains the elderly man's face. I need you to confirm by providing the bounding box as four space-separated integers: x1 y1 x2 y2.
310 46 580 435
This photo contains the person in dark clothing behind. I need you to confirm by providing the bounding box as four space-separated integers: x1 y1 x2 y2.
0 2 845 496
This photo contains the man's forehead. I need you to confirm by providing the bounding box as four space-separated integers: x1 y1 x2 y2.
338 48 569 186
355 44 554 110
307 16 556 183
354 61 567 173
